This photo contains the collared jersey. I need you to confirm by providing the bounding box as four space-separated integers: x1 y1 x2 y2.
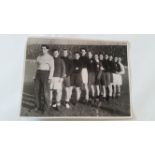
80 55 89 68
72 59 82 74
101 59 114 72
94 59 100 72
113 62 121 73
108 60 115 73
53 57 66 78
62 57 73 76
87 58 96 73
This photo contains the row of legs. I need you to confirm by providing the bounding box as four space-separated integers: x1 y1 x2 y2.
34 79 121 110
49 84 122 106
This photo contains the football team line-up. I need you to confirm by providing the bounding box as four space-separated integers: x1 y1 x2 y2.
33 44 125 113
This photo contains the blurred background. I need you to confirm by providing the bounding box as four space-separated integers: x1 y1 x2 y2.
26 44 128 65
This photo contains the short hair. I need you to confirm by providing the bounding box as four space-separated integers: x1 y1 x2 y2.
118 57 122 60
53 49 59 53
80 48 87 52
75 52 80 55
88 51 92 54
41 44 49 49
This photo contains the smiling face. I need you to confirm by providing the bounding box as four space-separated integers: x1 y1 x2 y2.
99 54 104 60
53 50 59 58
81 49 86 56
114 57 118 62
105 54 109 60
88 52 93 59
94 54 99 60
63 50 68 57
109 55 113 61
75 53 80 60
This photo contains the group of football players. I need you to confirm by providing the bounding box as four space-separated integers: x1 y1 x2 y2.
33 44 125 112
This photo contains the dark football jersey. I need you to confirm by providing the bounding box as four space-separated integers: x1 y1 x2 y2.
101 59 110 72
94 59 100 73
108 60 115 73
62 57 73 76
87 58 96 72
80 55 89 68
113 62 121 73
72 59 82 73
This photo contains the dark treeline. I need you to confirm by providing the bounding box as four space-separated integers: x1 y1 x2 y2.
26 44 128 66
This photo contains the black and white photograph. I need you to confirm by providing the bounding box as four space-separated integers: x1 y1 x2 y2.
20 37 131 118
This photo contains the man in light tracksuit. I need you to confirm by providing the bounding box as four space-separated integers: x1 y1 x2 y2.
34 44 54 112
